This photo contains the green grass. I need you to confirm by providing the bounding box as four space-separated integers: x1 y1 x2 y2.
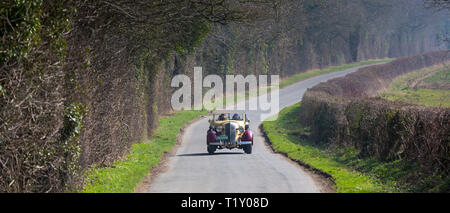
423 67 450 83
262 102 401 193
380 64 450 108
382 89 450 108
82 109 207 193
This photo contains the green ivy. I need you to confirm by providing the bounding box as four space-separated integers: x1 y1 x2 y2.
0 0 43 65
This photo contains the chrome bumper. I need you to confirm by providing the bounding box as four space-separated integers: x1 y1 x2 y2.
239 141 253 145
208 142 223 146
208 141 252 146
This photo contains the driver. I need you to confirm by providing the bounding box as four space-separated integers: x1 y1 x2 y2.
232 113 240 120
218 113 226 121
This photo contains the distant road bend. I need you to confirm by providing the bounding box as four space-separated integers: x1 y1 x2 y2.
146 63 386 193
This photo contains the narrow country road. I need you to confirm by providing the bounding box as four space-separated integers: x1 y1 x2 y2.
146 63 384 193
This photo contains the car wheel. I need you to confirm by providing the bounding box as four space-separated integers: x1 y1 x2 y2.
207 145 216 155
243 145 252 154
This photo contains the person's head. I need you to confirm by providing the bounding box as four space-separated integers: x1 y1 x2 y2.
232 113 240 120
219 114 225 120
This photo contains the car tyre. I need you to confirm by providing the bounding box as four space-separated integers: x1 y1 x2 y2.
207 145 216 155
243 145 252 154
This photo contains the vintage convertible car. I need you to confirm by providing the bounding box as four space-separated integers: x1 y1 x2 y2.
206 112 253 154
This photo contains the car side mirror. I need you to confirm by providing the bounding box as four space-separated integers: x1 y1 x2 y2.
247 119 250 123
208 119 211 123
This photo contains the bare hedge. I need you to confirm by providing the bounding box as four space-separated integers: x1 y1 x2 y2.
0 0 247 192
300 50 450 190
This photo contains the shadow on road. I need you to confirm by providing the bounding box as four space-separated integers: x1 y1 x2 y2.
177 152 244 157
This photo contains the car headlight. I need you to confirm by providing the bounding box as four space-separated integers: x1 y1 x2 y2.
216 126 223 132
238 126 244 133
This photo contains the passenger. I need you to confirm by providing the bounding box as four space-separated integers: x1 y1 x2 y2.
218 114 226 121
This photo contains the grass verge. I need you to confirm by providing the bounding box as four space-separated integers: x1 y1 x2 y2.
380 64 450 108
262 102 401 193
82 109 207 193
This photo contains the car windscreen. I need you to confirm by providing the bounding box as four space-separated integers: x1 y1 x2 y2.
215 113 243 121
230 113 243 121
215 114 230 121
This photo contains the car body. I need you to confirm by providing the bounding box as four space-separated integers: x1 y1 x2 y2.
206 112 253 154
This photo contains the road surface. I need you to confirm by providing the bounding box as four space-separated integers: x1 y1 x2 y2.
146 63 383 193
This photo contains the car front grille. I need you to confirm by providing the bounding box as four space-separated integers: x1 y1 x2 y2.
225 122 237 144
